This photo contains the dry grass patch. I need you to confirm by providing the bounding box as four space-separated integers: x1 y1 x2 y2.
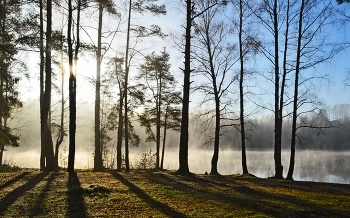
0 169 349 217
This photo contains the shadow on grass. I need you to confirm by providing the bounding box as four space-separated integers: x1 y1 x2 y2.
143 172 348 218
67 172 87 218
29 172 58 217
0 171 31 191
111 172 188 218
0 171 49 215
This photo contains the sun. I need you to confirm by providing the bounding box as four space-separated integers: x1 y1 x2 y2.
61 58 95 79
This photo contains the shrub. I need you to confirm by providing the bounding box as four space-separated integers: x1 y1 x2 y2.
134 149 156 170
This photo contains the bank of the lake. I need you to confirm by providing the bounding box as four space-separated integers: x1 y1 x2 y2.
7 149 350 184
0 170 349 217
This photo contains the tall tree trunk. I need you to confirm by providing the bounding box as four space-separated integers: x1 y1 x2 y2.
0 42 3 165
0 144 3 165
273 0 283 179
43 0 55 171
160 105 168 170
124 0 132 172
116 76 123 171
210 93 220 175
178 0 192 174
280 0 290 178
156 76 162 168
208 45 220 175
67 0 80 172
39 0 45 171
239 0 248 175
67 0 73 172
278 0 290 175
94 2 104 171
287 0 304 180
54 40 65 169
3 72 8 166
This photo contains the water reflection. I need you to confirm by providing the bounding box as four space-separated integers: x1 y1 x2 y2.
7 148 350 184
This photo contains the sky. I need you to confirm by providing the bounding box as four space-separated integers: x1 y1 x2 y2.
18 0 350 108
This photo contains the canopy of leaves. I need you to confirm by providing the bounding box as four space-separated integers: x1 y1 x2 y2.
96 0 119 15
136 50 181 141
337 0 350 4
132 0 166 15
0 126 20 148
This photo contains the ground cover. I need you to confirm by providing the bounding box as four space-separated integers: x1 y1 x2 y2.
0 169 349 217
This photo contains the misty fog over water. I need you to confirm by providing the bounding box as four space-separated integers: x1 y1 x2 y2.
5 148 350 184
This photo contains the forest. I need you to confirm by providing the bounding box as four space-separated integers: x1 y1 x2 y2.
1 0 350 182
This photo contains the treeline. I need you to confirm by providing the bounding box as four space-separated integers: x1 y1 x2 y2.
192 104 350 151
1 0 350 181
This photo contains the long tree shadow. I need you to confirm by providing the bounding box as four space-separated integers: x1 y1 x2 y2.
198 175 348 216
257 178 350 196
29 172 58 217
0 171 31 191
67 172 88 218
111 172 188 218
0 171 49 215
143 172 348 217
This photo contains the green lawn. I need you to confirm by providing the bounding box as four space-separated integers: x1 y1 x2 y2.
0 169 349 217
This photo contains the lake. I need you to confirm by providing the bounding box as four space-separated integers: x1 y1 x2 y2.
5 148 350 184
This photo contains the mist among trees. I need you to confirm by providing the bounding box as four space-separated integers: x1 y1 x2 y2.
0 0 349 183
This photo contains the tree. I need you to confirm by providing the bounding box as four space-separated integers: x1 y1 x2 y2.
112 56 124 171
0 72 21 166
160 92 181 169
178 0 192 174
53 31 67 169
178 0 221 175
0 0 25 165
94 0 118 171
272 0 282 179
137 50 178 169
42 0 55 171
247 0 292 179
121 0 166 172
192 0 235 175
67 0 81 172
337 0 350 4
39 0 45 171
287 0 304 180
287 0 340 180
106 55 142 170
237 0 248 175
123 0 132 172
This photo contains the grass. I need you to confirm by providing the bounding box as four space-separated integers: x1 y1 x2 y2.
0 169 349 217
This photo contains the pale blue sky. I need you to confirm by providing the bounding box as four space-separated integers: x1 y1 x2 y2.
19 0 350 115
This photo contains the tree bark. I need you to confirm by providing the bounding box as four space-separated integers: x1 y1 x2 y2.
178 0 192 175
273 0 283 179
39 0 45 171
278 0 291 177
94 2 104 171
156 74 162 168
208 37 220 175
210 93 220 175
0 144 3 165
43 0 55 171
67 0 79 172
116 75 123 171
160 106 168 170
55 30 66 169
0 18 4 165
287 0 304 180
239 0 248 175
124 0 132 172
